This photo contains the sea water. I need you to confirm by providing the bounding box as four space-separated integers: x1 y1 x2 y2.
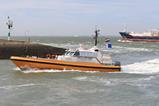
0 36 159 106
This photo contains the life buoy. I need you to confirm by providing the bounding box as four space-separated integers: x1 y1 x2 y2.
46 54 57 59
46 54 51 58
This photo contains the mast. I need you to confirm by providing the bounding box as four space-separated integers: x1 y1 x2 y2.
6 16 13 40
94 26 100 46
123 24 127 32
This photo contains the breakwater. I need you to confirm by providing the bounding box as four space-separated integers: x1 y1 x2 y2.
0 39 66 59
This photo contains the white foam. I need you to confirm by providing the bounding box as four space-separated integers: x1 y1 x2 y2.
122 59 159 74
19 68 98 74
73 76 88 81
118 39 133 43
114 46 151 52
73 76 115 86
13 66 100 74
0 83 37 90
126 47 150 52
102 46 152 55
42 43 80 49
21 69 71 73
13 67 21 71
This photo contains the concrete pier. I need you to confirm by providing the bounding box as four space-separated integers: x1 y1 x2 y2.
0 39 66 59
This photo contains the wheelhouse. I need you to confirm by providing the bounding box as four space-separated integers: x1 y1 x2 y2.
65 49 98 57
58 49 101 63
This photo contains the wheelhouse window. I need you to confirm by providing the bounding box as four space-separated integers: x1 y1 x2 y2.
65 51 75 56
80 51 97 57
74 50 80 56
62 50 100 63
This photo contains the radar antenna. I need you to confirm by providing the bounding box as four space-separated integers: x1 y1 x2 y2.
6 16 13 40
123 24 127 32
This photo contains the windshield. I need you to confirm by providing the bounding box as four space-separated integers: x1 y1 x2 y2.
65 51 75 56
65 50 80 56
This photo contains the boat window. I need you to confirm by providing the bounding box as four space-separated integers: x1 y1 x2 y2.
65 51 75 56
62 56 99 63
74 50 80 56
65 52 69 55
80 51 96 57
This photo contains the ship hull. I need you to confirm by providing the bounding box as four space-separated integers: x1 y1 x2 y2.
11 56 121 72
119 32 159 42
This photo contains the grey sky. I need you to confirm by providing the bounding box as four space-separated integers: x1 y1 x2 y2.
0 0 159 36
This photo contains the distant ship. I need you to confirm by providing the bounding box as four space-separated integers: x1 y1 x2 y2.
119 29 159 42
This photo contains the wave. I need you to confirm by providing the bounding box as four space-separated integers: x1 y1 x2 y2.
122 59 159 74
114 46 152 51
20 69 72 74
41 43 92 50
0 83 37 90
73 76 114 86
102 46 153 55
16 68 99 74
13 67 21 71
73 74 157 88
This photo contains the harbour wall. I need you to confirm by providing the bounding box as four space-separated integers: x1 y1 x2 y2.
0 39 66 59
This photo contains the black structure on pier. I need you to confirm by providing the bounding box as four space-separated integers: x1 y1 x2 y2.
0 39 66 59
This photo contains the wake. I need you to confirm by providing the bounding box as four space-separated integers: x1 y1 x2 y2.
122 59 159 74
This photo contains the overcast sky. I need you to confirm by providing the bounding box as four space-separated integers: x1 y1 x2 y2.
0 0 159 36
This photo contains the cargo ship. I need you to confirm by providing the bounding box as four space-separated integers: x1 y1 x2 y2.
119 29 159 42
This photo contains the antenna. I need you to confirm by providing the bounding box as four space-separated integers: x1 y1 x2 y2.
6 16 13 40
123 24 127 32
94 26 100 46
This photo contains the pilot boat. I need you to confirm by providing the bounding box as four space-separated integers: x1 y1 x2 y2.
11 29 121 72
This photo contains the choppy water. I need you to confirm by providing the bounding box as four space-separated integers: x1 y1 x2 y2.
0 36 159 106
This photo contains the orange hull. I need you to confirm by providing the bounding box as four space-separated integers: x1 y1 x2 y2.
11 56 121 72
